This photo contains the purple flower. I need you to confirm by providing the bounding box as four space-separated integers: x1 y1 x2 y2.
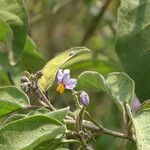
80 91 90 106
56 69 77 94
130 98 141 112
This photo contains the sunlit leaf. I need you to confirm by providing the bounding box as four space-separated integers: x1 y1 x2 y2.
38 47 91 91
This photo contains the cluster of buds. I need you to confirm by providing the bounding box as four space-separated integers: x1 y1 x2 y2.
56 69 90 106
20 71 42 93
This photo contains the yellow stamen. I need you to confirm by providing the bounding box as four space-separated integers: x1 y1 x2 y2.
56 84 65 94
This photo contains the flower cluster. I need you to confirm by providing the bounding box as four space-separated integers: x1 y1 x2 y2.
56 69 90 106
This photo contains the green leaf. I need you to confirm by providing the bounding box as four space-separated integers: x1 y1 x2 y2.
77 71 134 112
0 115 66 150
0 0 28 64
1 114 26 126
127 105 150 150
115 0 150 101
137 100 150 113
0 86 30 117
0 69 11 86
38 47 91 91
124 140 136 150
47 107 70 121
0 52 11 71
21 37 45 73
63 53 121 74
34 107 70 122
0 19 11 41
33 139 63 150
34 108 50 114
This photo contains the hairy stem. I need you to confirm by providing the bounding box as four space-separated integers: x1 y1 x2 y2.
37 88 56 111
79 106 86 131
64 119 135 142
72 90 81 109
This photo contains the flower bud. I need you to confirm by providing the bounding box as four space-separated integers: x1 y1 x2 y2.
35 70 43 79
21 76 29 83
79 91 90 106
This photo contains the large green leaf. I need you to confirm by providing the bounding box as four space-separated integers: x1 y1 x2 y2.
0 115 66 150
127 105 150 150
0 86 30 117
38 47 91 91
1 107 69 127
115 0 150 101
21 37 45 73
77 71 134 112
0 0 28 64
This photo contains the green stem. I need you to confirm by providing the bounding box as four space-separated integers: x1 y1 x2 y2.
72 90 81 109
79 106 86 131
37 88 56 111
64 119 135 143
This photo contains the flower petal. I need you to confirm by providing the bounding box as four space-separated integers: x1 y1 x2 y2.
65 78 77 90
62 69 70 84
57 69 63 83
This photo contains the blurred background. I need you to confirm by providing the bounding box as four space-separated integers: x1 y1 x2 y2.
0 0 127 149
